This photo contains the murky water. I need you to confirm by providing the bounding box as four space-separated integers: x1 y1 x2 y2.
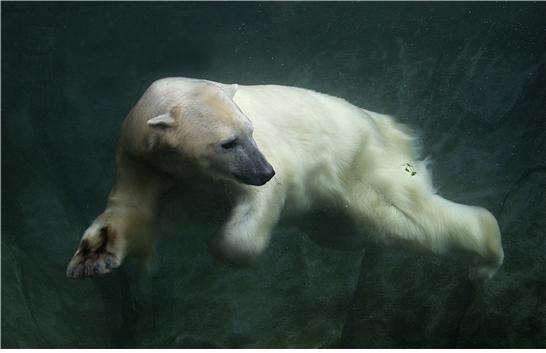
2 2 545 348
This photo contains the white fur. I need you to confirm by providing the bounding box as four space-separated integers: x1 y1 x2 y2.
67 78 504 281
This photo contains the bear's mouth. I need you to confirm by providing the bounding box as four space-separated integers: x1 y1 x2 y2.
232 170 275 186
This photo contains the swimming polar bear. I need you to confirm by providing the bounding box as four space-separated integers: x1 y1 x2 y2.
66 77 504 282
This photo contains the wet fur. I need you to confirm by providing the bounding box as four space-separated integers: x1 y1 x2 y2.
67 78 504 281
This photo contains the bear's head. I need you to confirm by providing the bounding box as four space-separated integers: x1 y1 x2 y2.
146 81 275 186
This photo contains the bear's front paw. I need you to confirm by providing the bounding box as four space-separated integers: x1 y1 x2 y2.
66 225 122 279
207 233 261 267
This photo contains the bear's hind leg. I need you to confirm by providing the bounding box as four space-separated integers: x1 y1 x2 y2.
347 160 503 281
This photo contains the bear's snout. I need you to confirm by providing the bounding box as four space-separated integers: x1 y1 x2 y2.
233 160 275 186
256 162 276 185
228 138 276 186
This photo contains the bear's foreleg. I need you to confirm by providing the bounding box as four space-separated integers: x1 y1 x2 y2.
66 154 172 278
208 184 285 266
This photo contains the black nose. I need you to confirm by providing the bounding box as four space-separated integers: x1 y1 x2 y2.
248 162 275 186
261 165 275 184
232 163 275 186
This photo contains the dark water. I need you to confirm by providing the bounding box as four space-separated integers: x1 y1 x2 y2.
2 2 545 348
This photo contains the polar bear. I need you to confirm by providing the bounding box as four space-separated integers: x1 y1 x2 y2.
66 77 504 281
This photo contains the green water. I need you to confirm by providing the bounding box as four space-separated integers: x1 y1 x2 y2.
2 2 545 348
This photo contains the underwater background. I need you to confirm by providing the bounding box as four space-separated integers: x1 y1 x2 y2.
2 2 545 348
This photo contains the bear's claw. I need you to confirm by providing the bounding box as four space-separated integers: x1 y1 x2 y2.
66 251 120 278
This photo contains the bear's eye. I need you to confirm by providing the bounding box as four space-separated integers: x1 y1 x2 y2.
221 138 238 150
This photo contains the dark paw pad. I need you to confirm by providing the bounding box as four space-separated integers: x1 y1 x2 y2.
66 226 121 279
67 251 120 279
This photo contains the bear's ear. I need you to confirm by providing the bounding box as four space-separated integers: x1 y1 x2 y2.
222 84 238 99
147 113 175 130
